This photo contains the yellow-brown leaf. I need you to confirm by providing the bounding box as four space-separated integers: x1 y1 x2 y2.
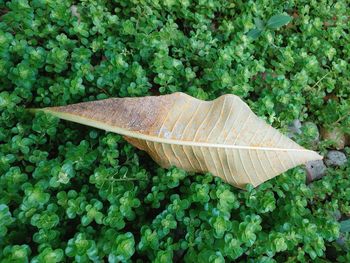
34 92 322 189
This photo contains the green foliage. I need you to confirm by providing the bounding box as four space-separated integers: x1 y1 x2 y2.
108 232 135 262
0 204 14 237
247 14 292 39
1 0 349 262
31 247 64 263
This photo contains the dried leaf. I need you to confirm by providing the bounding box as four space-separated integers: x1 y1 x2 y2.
33 92 322 189
320 126 346 150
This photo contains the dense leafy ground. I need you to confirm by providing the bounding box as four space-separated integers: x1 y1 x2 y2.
1 0 350 262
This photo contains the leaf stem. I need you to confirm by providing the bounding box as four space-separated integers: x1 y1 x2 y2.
311 71 331 89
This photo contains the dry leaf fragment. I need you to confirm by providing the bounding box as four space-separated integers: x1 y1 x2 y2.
320 126 346 150
33 92 322 189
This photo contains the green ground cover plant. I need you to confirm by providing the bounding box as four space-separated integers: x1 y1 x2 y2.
0 0 349 262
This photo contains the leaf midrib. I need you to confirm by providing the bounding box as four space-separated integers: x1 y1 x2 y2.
40 108 315 153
